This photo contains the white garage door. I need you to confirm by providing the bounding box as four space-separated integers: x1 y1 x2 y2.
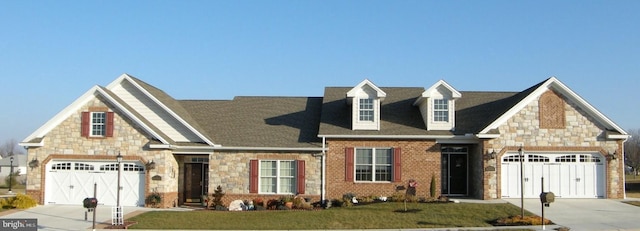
501 153 605 198
45 161 145 206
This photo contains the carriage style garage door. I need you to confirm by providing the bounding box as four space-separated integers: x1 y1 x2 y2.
45 161 145 206
501 153 605 198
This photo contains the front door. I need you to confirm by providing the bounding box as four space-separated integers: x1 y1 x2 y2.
441 147 468 196
184 163 209 203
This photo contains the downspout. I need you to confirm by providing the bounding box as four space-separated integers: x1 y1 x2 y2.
622 139 627 199
321 136 326 204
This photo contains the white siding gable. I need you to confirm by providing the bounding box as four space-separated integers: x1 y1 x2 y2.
414 80 461 131
111 80 203 143
347 79 386 130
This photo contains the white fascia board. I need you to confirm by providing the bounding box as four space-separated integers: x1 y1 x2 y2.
475 133 501 139
480 77 627 136
346 79 387 98
546 77 628 135
95 87 171 144
607 134 630 140
19 141 43 147
423 80 462 98
113 74 217 146
414 80 461 106
22 86 100 143
318 134 458 139
149 143 324 152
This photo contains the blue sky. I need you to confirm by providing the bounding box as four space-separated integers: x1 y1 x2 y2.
1 0 638 143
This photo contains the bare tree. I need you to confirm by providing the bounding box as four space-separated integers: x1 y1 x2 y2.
625 129 640 177
0 139 24 157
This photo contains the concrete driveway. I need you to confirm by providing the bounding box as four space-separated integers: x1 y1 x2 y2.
0 205 161 231
504 198 640 231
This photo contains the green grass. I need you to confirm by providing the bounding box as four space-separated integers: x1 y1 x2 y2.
127 202 534 230
626 174 640 198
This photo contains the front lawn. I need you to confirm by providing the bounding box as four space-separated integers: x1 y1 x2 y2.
626 174 640 198
127 202 536 230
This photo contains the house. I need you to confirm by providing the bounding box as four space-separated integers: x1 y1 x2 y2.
20 74 628 208
0 155 27 185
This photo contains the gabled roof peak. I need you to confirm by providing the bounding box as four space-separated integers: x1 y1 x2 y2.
423 79 462 98
346 79 387 99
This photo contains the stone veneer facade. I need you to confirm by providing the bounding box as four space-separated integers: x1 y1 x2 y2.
482 90 624 199
198 151 322 206
26 96 180 208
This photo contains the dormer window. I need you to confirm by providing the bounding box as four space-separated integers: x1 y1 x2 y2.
347 79 386 130
359 98 374 122
414 80 461 131
433 99 449 122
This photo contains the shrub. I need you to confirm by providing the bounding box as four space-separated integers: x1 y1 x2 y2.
430 175 437 198
211 185 225 208
0 194 37 209
145 193 162 207
494 215 553 226
266 199 280 210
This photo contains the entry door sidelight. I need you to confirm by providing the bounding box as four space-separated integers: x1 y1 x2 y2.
441 147 468 196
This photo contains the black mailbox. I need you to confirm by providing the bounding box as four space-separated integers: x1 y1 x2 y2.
539 192 555 207
83 197 98 209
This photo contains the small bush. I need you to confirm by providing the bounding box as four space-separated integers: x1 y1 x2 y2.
494 215 553 226
0 194 37 209
266 199 280 210
145 193 162 207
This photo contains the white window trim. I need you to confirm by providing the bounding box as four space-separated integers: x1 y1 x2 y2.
354 147 392 182
433 99 449 123
258 160 296 194
352 97 380 130
90 112 107 137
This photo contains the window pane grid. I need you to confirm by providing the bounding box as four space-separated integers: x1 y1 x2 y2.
259 160 296 194
359 98 374 121
91 112 106 136
433 99 449 122
355 148 392 182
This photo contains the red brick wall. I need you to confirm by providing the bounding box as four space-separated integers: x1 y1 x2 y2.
325 139 441 200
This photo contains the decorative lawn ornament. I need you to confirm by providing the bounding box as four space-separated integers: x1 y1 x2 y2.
405 179 417 211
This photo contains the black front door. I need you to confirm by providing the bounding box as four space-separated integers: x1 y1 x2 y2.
441 147 468 195
184 163 208 203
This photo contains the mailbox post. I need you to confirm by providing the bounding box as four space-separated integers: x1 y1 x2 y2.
539 177 554 230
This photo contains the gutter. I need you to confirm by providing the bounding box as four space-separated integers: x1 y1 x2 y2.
321 136 326 204
149 144 325 152
318 134 458 139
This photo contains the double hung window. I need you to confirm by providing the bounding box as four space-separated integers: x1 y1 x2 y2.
260 160 296 194
433 99 449 122
355 148 392 182
359 98 374 122
91 112 106 136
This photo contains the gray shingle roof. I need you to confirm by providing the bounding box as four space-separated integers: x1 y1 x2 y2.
318 86 533 136
121 78 547 147
180 97 323 148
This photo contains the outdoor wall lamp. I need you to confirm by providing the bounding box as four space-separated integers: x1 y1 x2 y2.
608 151 617 160
28 157 40 168
486 149 497 160
145 159 156 170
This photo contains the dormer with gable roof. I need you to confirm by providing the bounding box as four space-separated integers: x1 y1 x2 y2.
346 79 386 130
413 80 461 131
